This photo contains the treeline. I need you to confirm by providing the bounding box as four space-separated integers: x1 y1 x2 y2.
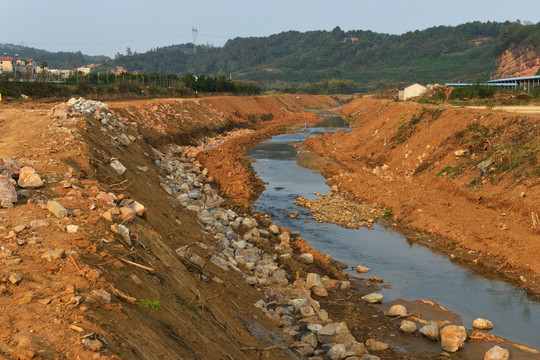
0 71 261 100
494 21 540 55
100 21 515 88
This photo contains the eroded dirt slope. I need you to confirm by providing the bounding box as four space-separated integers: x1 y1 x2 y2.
0 95 344 360
304 99 540 292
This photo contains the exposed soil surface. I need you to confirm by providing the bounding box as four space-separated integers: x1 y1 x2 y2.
2 94 538 360
303 99 540 295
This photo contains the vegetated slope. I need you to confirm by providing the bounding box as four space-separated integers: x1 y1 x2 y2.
304 99 540 290
0 43 109 68
106 21 508 88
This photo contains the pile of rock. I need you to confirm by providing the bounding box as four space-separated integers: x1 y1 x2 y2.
0 159 44 208
153 145 392 360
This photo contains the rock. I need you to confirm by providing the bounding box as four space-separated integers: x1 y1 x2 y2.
110 159 126 175
119 207 135 222
96 192 116 203
242 217 258 229
300 253 314 264
30 219 50 227
101 210 114 222
365 339 388 351
278 231 290 244
91 289 111 303
300 306 316 318
118 133 131 146
400 320 417 334
130 201 146 217
47 200 68 219
9 273 22 285
346 342 368 356
13 224 26 233
17 167 43 188
269 224 280 234
306 273 323 289
419 321 439 340
318 322 349 344
209 255 229 271
0 177 18 206
356 264 371 273
66 225 79 233
82 338 103 351
484 345 509 360
440 325 466 353
110 224 131 245
361 293 383 304
387 304 407 317
328 344 347 360
473 318 494 330
246 276 258 285
301 333 318 348
312 286 328 297
42 249 65 261
359 356 381 360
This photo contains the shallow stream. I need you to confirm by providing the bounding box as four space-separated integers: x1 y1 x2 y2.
246 114 540 352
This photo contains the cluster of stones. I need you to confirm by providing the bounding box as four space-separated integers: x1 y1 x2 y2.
51 97 141 176
293 193 379 230
154 145 388 360
379 301 509 359
0 159 44 208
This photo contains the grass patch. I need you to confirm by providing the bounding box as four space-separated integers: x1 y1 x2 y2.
383 208 394 219
175 294 200 315
436 166 463 177
139 299 161 311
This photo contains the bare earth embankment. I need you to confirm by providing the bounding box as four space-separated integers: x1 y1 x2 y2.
2 94 539 360
304 98 540 293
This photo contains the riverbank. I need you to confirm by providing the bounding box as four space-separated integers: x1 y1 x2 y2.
303 99 540 296
1 95 537 359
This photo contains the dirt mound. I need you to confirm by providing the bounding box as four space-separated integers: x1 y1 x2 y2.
304 98 540 292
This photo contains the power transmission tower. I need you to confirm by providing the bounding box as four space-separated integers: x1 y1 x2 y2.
192 27 198 53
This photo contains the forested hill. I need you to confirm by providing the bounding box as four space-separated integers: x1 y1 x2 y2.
0 43 109 69
4 21 540 89
105 21 511 88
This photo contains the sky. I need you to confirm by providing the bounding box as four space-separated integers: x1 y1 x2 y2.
2 0 539 58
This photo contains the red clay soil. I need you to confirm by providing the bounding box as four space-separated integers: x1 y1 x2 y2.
0 95 340 360
304 98 540 293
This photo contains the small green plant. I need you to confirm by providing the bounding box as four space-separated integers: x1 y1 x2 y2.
139 299 161 311
383 208 394 219
436 166 462 177
133 172 141 179
175 294 200 315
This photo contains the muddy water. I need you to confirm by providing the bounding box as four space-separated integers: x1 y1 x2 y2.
246 115 540 352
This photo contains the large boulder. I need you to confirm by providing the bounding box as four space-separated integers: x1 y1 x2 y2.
419 321 439 340
484 345 509 360
17 166 43 188
0 177 17 207
440 325 466 353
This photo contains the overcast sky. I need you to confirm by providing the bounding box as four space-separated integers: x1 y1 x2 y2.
3 0 539 57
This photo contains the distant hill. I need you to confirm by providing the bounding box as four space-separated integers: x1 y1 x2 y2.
102 21 514 89
4 21 540 90
0 44 109 69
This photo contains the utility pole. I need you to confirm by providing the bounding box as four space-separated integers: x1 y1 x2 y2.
192 27 198 53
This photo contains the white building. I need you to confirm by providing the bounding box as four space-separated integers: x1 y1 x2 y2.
399 83 427 101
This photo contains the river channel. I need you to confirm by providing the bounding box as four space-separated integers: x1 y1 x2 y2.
245 114 540 353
